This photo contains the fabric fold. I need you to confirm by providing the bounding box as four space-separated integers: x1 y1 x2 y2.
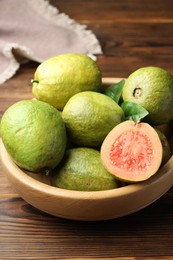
0 0 102 84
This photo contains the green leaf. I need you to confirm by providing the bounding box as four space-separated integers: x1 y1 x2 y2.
121 101 149 123
104 79 125 104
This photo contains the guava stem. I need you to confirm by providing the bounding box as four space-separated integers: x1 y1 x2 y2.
31 79 39 84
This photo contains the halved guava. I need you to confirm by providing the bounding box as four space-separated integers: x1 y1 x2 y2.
100 120 163 182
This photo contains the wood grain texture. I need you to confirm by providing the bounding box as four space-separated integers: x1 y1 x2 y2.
1 0 173 258
1 192 173 259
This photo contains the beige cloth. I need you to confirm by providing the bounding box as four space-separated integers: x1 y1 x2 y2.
0 0 102 84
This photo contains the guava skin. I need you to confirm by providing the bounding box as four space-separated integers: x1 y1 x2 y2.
1 100 67 172
122 67 173 125
32 53 102 110
154 128 171 165
51 148 119 191
62 91 124 148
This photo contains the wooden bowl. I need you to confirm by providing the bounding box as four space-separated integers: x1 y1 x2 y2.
1 78 173 221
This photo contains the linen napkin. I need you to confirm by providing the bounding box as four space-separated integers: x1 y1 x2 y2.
0 0 102 84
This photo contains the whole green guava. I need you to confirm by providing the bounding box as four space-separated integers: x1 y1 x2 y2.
62 91 124 148
32 53 102 110
122 66 173 125
51 147 119 191
1 100 67 172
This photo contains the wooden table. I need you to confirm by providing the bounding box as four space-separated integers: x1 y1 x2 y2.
1 0 173 259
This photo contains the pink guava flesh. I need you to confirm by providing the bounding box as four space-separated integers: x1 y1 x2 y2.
109 130 153 172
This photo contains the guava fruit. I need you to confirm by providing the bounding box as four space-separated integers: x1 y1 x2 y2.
0 100 67 172
51 147 119 191
154 128 171 165
122 66 173 125
100 120 163 182
32 53 102 110
62 91 124 148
